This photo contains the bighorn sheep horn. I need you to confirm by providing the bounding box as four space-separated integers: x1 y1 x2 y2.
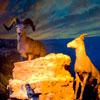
3 18 20 31
23 18 38 31
80 33 87 40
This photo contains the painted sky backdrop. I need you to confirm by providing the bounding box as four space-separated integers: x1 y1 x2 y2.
0 0 100 40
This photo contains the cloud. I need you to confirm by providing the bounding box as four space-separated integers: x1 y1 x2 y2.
0 0 9 14
69 0 100 15
30 0 72 21
69 0 90 13
0 0 100 39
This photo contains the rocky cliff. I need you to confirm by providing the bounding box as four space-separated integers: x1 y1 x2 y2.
8 53 74 100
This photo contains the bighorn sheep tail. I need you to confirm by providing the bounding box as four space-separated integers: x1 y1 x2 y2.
3 18 20 31
23 18 38 31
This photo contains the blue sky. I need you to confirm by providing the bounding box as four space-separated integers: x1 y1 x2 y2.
0 0 100 39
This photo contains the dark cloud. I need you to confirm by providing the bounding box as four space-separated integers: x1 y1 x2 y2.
69 0 90 13
0 0 100 39
0 0 10 14
7 0 38 16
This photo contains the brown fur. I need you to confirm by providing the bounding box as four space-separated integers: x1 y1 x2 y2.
4 18 46 61
17 28 46 60
67 34 100 100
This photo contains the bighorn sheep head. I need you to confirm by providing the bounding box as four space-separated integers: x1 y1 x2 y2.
4 18 38 34
67 33 87 49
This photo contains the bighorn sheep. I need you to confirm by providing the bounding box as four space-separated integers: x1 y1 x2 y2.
4 18 46 60
67 34 100 100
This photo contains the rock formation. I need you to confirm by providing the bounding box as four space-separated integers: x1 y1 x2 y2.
0 39 20 99
7 53 74 100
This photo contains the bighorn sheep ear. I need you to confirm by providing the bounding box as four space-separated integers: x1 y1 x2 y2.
80 33 87 40
23 18 38 31
3 18 20 31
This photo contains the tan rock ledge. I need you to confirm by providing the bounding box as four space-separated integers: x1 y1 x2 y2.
7 53 74 100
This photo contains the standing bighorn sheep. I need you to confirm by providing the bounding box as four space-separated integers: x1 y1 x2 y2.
67 34 100 100
4 18 46 60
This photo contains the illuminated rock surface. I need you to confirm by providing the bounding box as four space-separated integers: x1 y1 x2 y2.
8 53 74 100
